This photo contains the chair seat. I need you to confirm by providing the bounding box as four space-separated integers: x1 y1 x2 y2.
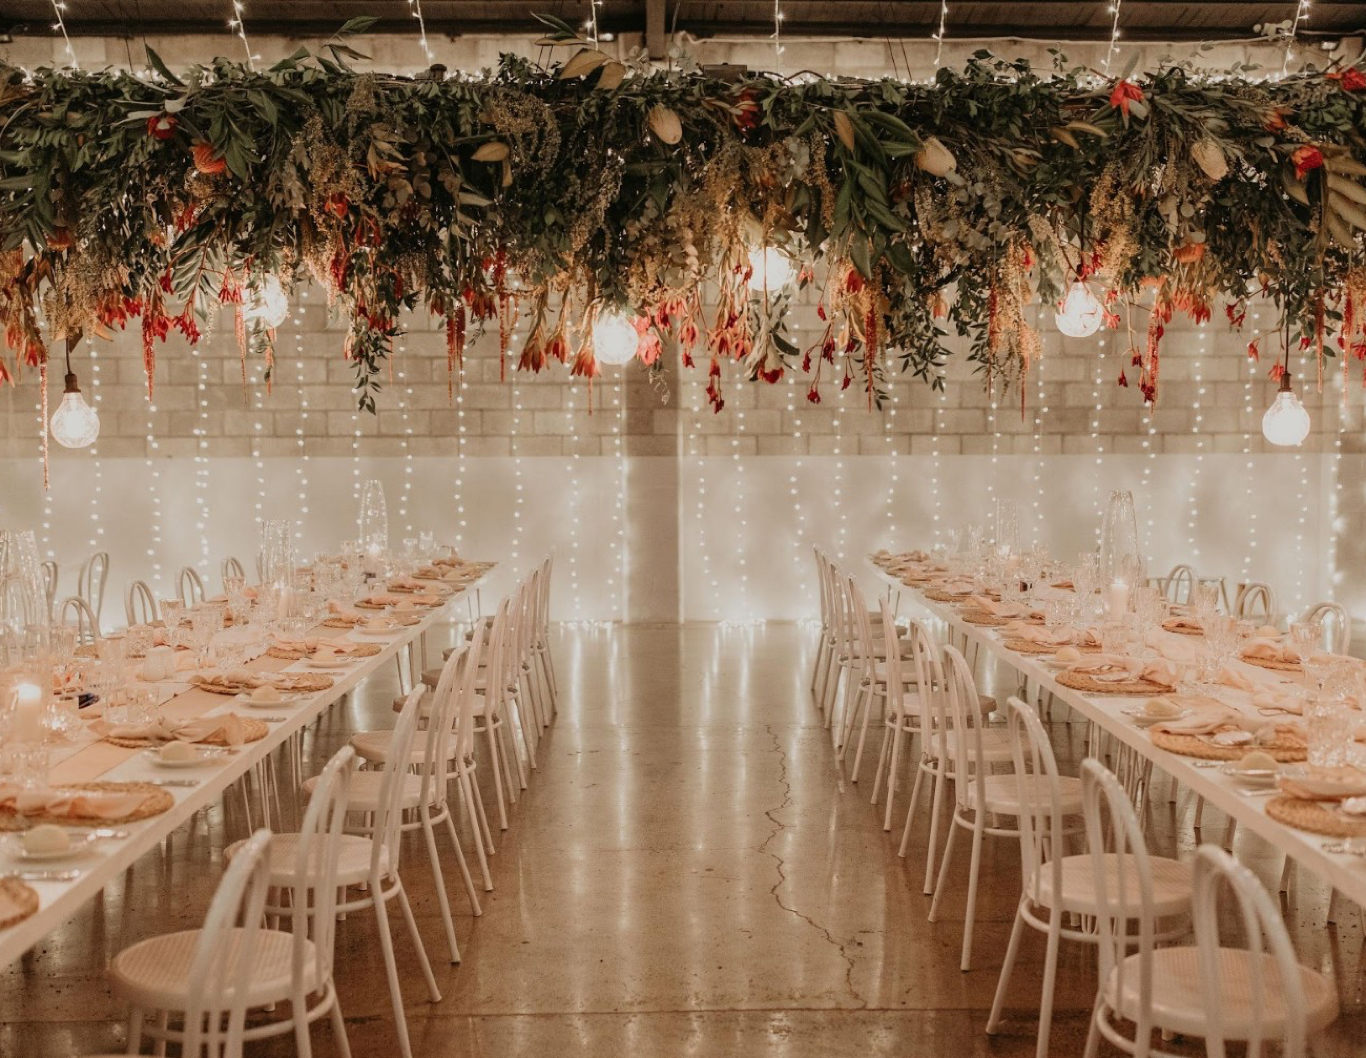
968 774 1085 817
940 725 1014 764
350 728 457 765
1106 946 1339 1040
1030 853 1193 917
110 928 320 1012
302 769 425 812
225 833 390 889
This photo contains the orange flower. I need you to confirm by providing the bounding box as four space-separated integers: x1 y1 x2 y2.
192 142 227 175
1172 242 1206 264
1263 108 1288 132
1109 80 1144 117
1292 144 1324 181
46 226 73 251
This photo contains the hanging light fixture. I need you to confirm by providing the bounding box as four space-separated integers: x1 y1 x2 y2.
1262 318 1310 447
243 274 290 329
49 336 100 449
746 245 796 292
1054 277 1104 338
594 312 639 366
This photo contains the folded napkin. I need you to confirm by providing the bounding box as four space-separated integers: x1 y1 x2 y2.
1068 654 1177 690
1155 638 1200 665
364 593 407 606
97 713 250 746
388 577 429 592
1003 623 1096 647
934 578 978 596
1241 640 1299 664
1217 666 1258 692
0 781 148 820
1251 687 1303 714
273 636 321 653
1163 616 1203 633
968 595 1036 619
1279 765 1366 802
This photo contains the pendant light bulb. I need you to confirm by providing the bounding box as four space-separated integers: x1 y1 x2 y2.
1054 279 1104 338
1261 372 1311 447
50 372 100 449
243 274 290 329
746 245 796 292
593 312 640 366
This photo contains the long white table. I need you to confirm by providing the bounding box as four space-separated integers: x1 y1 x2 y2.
876 563 1366 909
0 578 480 967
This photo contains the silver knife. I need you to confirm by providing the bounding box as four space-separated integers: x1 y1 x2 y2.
6 869 81 882
145 779 200 788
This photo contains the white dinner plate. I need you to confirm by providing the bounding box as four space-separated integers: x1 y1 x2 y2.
141 746 231 768
1219 762 1279 789
232 691 306 707
306 658 353 670
1121 706 1189 729
355 627 399 637
1 832 104 862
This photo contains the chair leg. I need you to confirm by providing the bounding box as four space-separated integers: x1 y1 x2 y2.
483 722 510 830
898 754 927 858
440 806 483 915
292 986 314 1058
927 818 959 916
420 812 462 962
460 769 494 890
870 723 892 804
959 821 986 971
986 902 1028 1033
328 988 354 1058
922 768 948 895
394 882 443 1001
1082 996 1104 1058
125 1007 144 1055
1034 914 1065 1058
372 889 421 1058
883 726 906 831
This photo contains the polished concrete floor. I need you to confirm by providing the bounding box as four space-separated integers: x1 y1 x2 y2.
4 623 1364 1056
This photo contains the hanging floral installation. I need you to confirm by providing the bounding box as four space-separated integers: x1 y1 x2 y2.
0 15 1364 418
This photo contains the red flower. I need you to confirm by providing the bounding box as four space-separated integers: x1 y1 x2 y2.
1292 145 1324 181
1328 68 1366 92
326 193 349 219
1117 369 1128 388
806 386 821 405
192 142 227 175
1109 80 1144 117
732 88 761 132
146 113 177 140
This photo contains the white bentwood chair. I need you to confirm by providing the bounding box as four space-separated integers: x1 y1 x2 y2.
94 829 274 1058
1083 841 1338 1058
77 550 109 629
1299 601 1351 655
58 594 101 646
1234 581 1277 624
1158 564 1196 606
125 579 158 626
302 688 444 1058
177 565 207 605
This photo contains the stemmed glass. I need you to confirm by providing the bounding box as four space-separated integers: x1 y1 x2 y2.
1289 619 1321 661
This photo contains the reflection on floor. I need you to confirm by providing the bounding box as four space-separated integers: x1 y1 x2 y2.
4 623 1363 1056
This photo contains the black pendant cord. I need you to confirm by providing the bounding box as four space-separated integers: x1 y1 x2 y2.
1279 316 1293 394
63 337 80 395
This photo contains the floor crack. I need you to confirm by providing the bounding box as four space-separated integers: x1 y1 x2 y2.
758 724 868 1009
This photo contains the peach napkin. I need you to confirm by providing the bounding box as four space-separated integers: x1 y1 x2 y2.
1241 640 1299 664
0 782 148 820
1217 666 1258 692
1068 654 1177 690
95 713 249 745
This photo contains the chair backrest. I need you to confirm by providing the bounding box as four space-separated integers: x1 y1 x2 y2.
181 828 273 1058
538 554 554 634
1081 758 1160 1056
878 598 908 719
1006 696 1069 905
814 549 831 632
289 746 357 1000
844 574 877 676
58 595 100 645
826 559 850 656
221 556 246 590
481 595 512 714
125 579 158 626
372 688 426 879
1235 582 1277 625
453 626 486 764
40 560 58 620
941 645 990 811
1193 844 1326 1058
904 619 942 740
1161 564 1197 605
177 565 206 605
78 551 108 627
419 630 482 802
1300 601 1351 655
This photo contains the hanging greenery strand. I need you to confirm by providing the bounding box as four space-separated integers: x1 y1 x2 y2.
0 15 1364 419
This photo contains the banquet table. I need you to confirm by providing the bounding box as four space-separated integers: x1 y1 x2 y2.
0 570 487 967
873 560 1366 910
